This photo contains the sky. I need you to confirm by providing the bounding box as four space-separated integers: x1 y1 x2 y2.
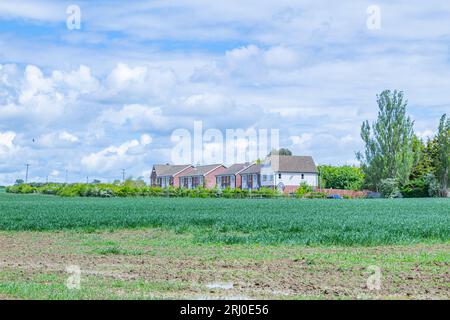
0 0 449 184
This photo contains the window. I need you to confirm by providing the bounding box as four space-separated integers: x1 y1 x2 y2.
192 176 200 187
301 174 304 179
221 176 231 187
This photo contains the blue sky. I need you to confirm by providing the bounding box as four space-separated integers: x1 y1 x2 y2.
0 0 449 184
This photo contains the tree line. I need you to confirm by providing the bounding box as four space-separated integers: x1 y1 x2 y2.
357 90 449 198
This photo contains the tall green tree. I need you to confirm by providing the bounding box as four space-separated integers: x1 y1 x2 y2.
356 90 416 190
435 114 450 196
410 136 438 180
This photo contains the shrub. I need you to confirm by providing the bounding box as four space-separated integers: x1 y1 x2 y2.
306 192 327 199
400 179 428 198
379 178 402 198
318 165 365 190
253 187 279 198
424 173 441 197
295 182 313 198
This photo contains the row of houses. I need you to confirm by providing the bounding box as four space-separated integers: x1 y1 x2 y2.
150 155 319 193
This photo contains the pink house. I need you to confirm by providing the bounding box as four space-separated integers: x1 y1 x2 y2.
150 164 193 188
215 163 250 189
178 164 226 189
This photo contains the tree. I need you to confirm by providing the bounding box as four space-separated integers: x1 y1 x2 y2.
269 148 292 156
318 165 365 190
435 114 450 197
15 179 24 185
356 90 416 190
410 137 437 180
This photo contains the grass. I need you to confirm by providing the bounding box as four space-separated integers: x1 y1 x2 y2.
0 193 448 246
0 229 448 299
1 193 447 300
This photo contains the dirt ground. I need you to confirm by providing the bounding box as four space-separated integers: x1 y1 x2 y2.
0 229 448 299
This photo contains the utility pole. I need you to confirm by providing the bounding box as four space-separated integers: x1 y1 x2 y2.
121 169 126 183
86 176 89 184
65 170 68 184
46 175 48 184
319 166 322 191
25 164 30 183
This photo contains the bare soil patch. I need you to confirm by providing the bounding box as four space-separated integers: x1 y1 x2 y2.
0 230 448 299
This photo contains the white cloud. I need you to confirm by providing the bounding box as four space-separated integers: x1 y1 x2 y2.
140 134 152 145
0 1 63 22
226 45 261 65
1 1 450 183
50 170 59 177
52 65 99 94
19 65 55 104
106 63 147 90
263 46 299 68
179 93 235 115
99 104 170 131
105 63 177 100
81 135 152 173
290 133 313 148
59 131 79 143
416 129 435 140
0 131 16 154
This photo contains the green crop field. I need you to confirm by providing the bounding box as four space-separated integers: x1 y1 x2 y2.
0 192 449 299
0 193 448 246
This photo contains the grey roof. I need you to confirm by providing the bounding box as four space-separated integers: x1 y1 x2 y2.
239 163 261 175
216 163 249 176
179 164 224 177
153 164 192 177
265 155 318 173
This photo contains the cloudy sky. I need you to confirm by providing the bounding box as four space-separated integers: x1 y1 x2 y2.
0 1 449 184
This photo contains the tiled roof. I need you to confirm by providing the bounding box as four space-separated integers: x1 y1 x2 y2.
153 164 192 177
239 163 261 175
216 163 249 176
179 164 223 177
265 155 317 173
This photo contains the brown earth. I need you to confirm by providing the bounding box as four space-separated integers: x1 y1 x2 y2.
0 229 448 300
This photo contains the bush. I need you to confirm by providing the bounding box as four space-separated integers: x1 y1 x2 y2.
5 182 336 200
306 192 327 199
318 165 365 190
295 182 313 198
424 173 441 197
379 178 402 198
400 179 428 198
6 184 37 194
252 187 280 198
